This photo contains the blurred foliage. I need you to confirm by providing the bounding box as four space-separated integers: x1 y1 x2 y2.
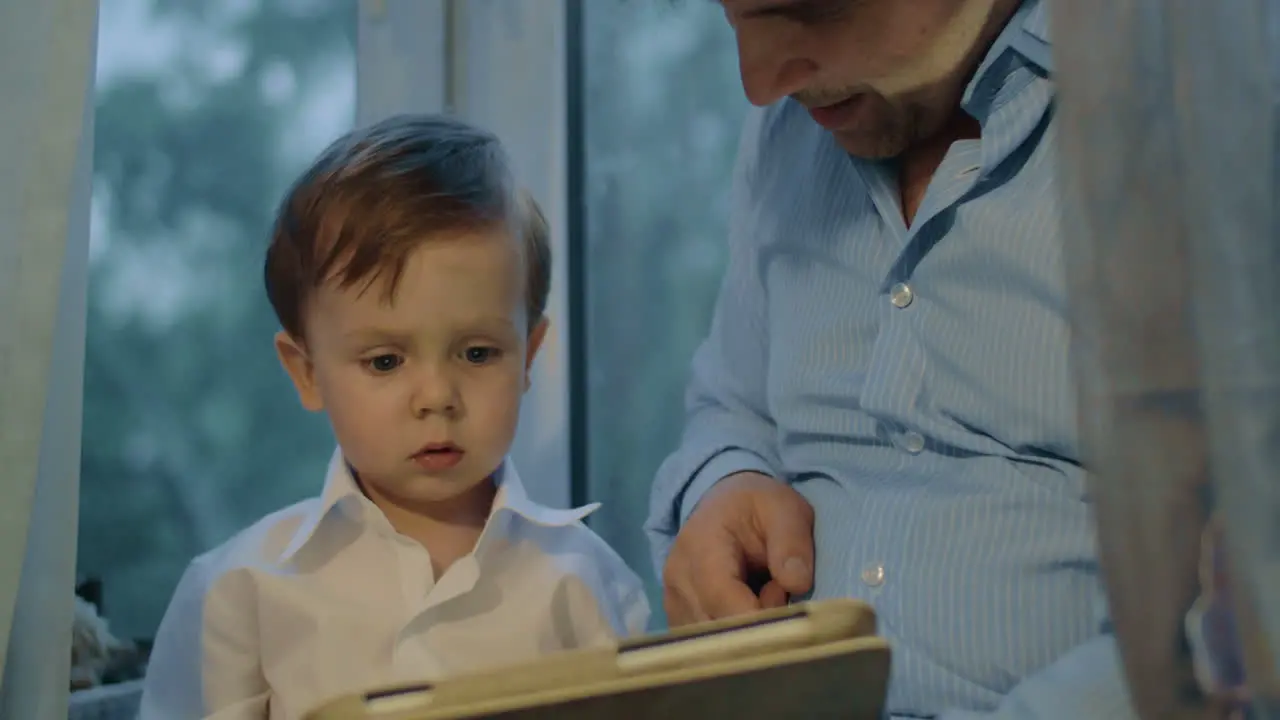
581 0 746 627
81 0 352 638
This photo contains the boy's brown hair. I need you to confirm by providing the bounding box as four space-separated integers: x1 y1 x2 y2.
264 114 551 341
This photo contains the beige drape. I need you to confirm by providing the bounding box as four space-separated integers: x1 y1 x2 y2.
1055 0 1280 717
0 1 99 719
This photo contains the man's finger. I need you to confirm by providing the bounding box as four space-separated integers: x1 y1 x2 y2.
691 528 765 619
756 492 816 595
757 579 789 609
698 574 763 619
662 551 707 626
663 584 703 627
664 572 710 626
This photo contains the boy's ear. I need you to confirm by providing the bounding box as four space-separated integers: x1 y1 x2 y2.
275 331 324 412
524 317 550 391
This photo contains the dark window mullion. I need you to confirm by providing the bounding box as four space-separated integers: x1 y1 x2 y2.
564 0 590 511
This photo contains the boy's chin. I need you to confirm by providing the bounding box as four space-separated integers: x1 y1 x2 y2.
367 472 496 514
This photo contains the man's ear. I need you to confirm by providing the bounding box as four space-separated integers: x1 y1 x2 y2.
274 331 324 412
523 317 549 391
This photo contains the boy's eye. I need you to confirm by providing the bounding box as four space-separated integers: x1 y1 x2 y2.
463 346 501 365
367 354 403 373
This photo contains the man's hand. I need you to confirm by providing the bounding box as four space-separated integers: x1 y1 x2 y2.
662 471 815 626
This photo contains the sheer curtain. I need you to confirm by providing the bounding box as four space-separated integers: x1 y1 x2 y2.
0 1 99 719
1054 0 1280 717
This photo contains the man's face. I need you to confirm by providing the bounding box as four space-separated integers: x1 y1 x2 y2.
721 0 1012 158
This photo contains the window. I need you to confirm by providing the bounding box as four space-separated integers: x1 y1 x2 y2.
81 0 355 645
77 0 748 678
576 0 748 625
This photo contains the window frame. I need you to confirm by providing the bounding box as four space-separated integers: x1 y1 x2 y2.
564 0 588 509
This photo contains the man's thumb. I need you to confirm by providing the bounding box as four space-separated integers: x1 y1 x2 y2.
758 494 815 594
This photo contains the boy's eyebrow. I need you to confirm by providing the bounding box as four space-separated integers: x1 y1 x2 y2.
342 329 413 346
342 318 519 345
729 0 848 22
458 317 524 340
475 316 519 332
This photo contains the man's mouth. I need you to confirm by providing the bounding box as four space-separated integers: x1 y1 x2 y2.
411 442 465 471
805 94 866 131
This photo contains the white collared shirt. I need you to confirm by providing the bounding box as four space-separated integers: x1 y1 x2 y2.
138 450 650 720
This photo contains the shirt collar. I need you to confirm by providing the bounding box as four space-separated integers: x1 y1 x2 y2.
959 0 1052 114
1013 0 1052 71
278 448 599 563
489 462 601 527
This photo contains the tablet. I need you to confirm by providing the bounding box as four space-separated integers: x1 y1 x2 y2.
306 599 889 720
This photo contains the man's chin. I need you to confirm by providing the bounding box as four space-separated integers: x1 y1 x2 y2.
832 129 909 160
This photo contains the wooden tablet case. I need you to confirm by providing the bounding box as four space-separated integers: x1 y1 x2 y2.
306 599 890 720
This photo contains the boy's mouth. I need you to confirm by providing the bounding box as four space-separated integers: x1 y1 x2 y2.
411 442 465 472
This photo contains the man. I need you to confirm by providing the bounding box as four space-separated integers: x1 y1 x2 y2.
646 0 1136 717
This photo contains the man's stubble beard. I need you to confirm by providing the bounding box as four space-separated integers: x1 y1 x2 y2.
831 94 937 160
823 0 1022 159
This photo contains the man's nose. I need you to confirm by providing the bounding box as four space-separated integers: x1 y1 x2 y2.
734 27 818 107
411 365 459 418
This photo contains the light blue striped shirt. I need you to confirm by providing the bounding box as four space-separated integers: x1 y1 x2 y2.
646 2 1136 718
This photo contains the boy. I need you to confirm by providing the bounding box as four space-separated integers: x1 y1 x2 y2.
139 115 650 720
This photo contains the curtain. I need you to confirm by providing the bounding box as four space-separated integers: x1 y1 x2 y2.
0 1 99 719
1054 0 1280 717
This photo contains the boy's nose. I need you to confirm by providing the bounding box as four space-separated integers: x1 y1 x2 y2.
411 368 460 418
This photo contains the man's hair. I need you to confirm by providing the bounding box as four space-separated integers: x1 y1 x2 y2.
264 113 551 340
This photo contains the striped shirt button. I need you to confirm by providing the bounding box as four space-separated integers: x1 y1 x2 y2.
889 282 914 309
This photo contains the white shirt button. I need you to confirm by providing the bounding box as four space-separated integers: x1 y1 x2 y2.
861 563 886 588
889 283 914 308
903 431 925 454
